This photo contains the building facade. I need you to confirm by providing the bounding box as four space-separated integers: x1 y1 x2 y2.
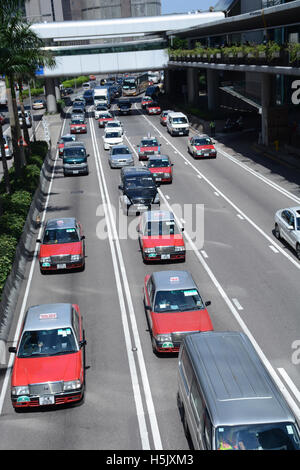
24 0 161 23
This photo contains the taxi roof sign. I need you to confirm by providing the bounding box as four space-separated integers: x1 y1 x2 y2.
170 276 179 282
39 313 57 320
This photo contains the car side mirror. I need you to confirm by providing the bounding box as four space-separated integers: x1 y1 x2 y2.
118 185 123 191
86 154 90 157
181 227 184 232
81 235 85 240
205 301 211 307
79 340 87 348
8 346 16 353
37 239 41 243
145 305 151 311
288 225 294 231
171 163 174 166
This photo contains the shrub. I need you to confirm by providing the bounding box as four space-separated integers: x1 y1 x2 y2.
0 255 14 299
0 234 18 260
0 212 26 239
1 190 32 217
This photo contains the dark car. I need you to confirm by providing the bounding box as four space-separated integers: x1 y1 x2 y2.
118 99 131 115
62 141 89 175
118 166 160 216
83 89 94 105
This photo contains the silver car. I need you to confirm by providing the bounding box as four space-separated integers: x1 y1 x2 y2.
1 135 13 159
274 206 300 259
109 144 134 168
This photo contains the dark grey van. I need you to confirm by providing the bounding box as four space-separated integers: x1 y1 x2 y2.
177 331 300 450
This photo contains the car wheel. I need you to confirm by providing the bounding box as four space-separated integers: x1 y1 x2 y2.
274 224 281 240
296 243 300 260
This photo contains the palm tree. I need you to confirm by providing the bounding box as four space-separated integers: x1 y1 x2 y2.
0 0 56 177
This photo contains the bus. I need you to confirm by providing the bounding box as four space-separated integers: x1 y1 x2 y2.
122 73 148 97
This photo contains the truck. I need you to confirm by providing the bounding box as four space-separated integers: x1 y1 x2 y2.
0 80 8 108
93 86 110 107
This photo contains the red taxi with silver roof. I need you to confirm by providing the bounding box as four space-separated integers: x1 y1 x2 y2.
9 303 86 409
143 270 213 354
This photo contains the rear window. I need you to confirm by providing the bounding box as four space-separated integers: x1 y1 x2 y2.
141 139 158 147
124 176 155 189
148 159 170 168
144 220 179 236
112 147 130 155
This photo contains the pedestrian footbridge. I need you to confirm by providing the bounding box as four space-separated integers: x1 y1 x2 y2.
31 12 224 77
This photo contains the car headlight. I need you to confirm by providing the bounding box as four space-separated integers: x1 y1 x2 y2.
144 247 156 253
40 257 51 263
71 254 81 261
12 386 30 396
155 334 172 343
63 380 81 391
175 246 185 252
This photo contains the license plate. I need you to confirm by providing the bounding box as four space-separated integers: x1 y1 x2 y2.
204 154 209 156
39 395 55 405
57 263 66 269
161 254 170 260
179 132 183 135
73 170 79 174
156 178 162 181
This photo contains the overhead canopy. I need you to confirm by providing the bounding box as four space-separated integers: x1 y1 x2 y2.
167 0 300 38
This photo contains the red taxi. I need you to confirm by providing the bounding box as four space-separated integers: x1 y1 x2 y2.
160 110 173 126
146 101 161 115
147 155 173 183
143 270 213 354
187 134 217 159
37 217 85 273
70 118 87 134
98 111 114 128
137 135 161 161
138 210 185 263
57 134 76 157
9 303 86 409
89 74 96 80
141 96 153 109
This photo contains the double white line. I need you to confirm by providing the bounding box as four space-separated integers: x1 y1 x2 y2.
89 113 162 450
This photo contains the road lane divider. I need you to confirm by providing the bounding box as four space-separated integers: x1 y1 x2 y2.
89 114 162 450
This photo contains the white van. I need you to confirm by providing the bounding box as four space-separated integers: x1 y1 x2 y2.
82 82 90 90
167 112 189 136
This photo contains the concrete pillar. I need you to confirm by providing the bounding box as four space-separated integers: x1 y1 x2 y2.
164 68 171 95
45 77 57 113
54 78 61 101
187 68 199 105
207 69 220 112
261 73 271 146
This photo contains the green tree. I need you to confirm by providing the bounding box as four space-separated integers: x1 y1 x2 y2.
0 0 55 177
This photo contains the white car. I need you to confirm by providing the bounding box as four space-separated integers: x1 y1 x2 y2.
94 104 109 119
104 120 124 135
18 110 32 128
103 130 123 150
274 206 300 259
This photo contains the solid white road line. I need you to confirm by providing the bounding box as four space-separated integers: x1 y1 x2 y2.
278 368 300 404
0 112 69 415
136 104 300 271
90 115 162 450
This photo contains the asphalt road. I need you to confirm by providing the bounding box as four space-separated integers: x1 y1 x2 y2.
0 93 299 450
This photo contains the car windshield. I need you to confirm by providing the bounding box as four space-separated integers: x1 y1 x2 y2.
194 138 212 145
107 122 121 127
173 117 187 124
148 159 170 168
71 120 85 125
125 176 155 189
42 227 80 244
96 105 107 110
141 140 158 147
149 103 159 107
106 132 121 139
61 136 75 143
154 289 204 312
100 114 111 119
216 423 300 450
144 220 179 236
112 147 130 155
18 328 78 358
63 147 86 157
296 217 300 230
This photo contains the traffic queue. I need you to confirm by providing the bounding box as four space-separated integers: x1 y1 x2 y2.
7 74 300 453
